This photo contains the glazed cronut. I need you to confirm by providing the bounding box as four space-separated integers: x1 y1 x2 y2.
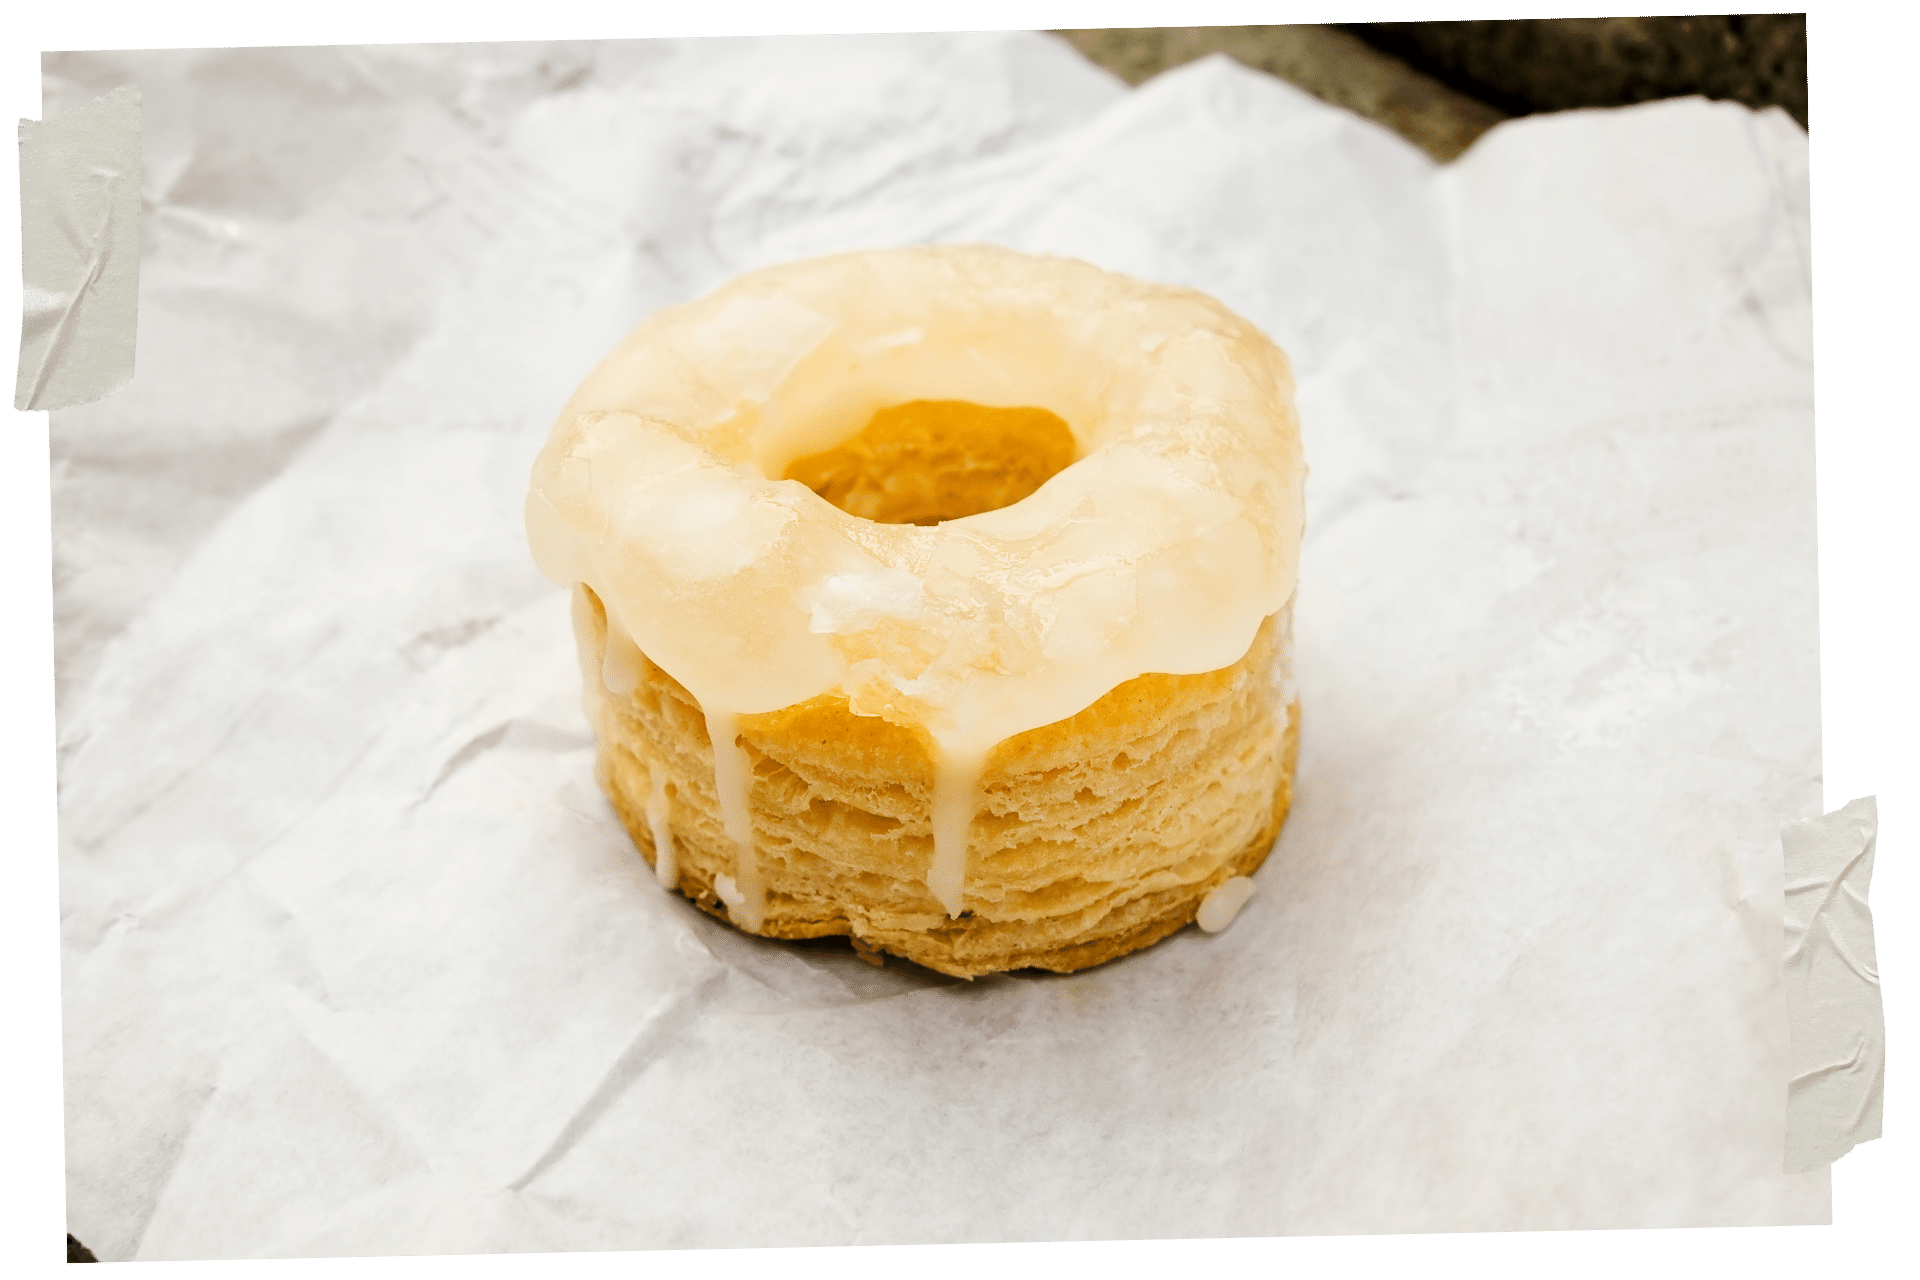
578 586 1298 978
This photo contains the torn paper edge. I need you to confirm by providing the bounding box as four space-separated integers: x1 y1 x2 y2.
14 83 141 411
1781 795 1884 1172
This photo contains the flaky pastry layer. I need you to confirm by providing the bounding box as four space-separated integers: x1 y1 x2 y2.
578 586 1297 978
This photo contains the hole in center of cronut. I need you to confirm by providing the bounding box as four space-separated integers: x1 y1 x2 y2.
783 400 1075 526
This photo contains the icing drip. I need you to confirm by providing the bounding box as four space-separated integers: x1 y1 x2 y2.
1196 876 1258 933
927 751 987 917
703 708 766 931
645 767 678 890
601 610 643 697
570 584 607 726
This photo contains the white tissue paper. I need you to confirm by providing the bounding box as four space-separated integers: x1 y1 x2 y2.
15 83 141 410
53 33 1825 1260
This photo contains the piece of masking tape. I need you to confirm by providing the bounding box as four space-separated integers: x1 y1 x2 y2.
1781 795 1883 1173
14 83 141 411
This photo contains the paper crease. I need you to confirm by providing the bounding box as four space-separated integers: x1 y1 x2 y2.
506 971 726 1193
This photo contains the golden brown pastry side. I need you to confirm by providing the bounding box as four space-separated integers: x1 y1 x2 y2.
783 400 1078 525
579 586 1298 979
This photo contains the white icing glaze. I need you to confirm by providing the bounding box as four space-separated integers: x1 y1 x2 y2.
1196 876 1258 933
703 708 765 930
645 769 677 890
601 609 644 697
713 873 744 917
927 750 989 917
570 584 608 727
800 568 924 635
529 246 1305 919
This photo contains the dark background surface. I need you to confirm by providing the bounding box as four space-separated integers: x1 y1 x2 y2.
1058 15 1807 162
1349 16 1807 128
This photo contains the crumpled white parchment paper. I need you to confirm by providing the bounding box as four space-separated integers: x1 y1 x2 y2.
52 33 1826 1260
